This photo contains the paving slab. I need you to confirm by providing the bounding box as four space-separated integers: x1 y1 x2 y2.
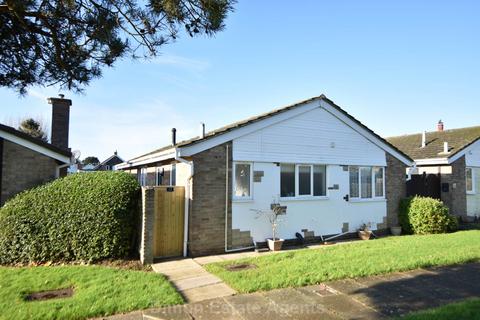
181 283 236 303
186 298 242 320
224 292 294 320
173 274 223 291
321 294 382 320
143 305 193 320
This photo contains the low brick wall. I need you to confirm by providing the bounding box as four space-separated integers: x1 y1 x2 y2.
139 187 155 264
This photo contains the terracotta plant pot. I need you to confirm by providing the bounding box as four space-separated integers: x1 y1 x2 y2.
267 238 284 251
390 226 402 236
358 230 372 240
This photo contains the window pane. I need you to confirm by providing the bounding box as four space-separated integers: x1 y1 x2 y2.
171 164 176 186
361 167 373 198
298 165 312 195
280 164 295 197
466 168 473 192
350 166 359 198
313 165 326 196
235 163 251 197
374 167 384 197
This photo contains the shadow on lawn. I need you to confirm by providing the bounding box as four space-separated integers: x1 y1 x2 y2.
340 263 480 318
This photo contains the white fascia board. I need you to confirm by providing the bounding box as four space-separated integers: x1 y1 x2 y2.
0 131 70 163
319 100 413 166
449 138 480 164
414 158 450 166
178 100 321 157
115 150 176 169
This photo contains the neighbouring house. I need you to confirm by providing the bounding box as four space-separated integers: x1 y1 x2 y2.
388 121 480 220
117 95 412 258
94 151 124 171
0 96 72 205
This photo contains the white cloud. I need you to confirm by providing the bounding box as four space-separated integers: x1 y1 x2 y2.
70 99 199 161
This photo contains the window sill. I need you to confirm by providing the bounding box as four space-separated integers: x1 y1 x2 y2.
233 198 254 203
349 198 386 203
467 191 476 195
280 196 329 202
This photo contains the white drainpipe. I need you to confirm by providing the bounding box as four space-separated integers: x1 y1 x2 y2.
174 150 193 257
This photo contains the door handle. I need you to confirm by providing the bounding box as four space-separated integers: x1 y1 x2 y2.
343 194 349 202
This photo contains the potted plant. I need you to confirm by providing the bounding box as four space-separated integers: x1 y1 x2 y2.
390 226 402 236
358 223 372 240
252 203 286 251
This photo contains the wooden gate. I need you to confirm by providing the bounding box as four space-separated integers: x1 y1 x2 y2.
407 173 441 199
153 186 185 258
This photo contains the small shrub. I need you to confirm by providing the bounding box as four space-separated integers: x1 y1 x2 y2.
399 196 458 235
0 171 140 264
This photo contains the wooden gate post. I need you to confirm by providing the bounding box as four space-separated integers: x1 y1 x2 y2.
140 187 155 265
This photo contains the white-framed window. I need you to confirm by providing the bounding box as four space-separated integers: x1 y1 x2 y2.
280 164 327 198
139 167 147 186
156 167 164 186
466 167 475 194
233 162 253 200
349 166 385 200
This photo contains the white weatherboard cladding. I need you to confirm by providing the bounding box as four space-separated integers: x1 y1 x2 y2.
465 140 480 167
232 163 387 243
467 167 480 217
232 107 386 166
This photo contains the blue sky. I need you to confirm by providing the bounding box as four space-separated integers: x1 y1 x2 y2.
1 1 479 161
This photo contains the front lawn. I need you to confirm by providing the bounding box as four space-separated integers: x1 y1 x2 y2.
205 230 480 293
401 298 480 320
0 265 183 320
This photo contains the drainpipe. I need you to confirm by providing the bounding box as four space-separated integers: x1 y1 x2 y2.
224 143 256 253
174 150 193 257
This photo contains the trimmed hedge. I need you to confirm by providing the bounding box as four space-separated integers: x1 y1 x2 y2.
399 196 458 235
0 171 140 264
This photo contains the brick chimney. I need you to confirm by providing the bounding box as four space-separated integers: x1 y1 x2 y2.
437 120 444 132
48 94 72 150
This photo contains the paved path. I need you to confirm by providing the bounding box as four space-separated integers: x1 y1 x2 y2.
102 262 480 320
151 259 236 303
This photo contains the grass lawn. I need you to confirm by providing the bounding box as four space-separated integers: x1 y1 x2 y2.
205 230 480 293
0 265 183 320
401 298 480 320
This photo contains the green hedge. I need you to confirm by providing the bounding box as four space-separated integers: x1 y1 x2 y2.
399 196 458 235
0 171 140 264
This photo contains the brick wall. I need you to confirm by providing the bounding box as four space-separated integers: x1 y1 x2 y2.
189 142 231 256
139 187 155 264
1 140 58 205
441 156 467 217
385 153 407 227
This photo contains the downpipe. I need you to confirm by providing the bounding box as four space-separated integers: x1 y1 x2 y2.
175 150 193 257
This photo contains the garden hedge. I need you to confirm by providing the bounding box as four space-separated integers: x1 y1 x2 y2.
399 196 458 235
0 171 140 264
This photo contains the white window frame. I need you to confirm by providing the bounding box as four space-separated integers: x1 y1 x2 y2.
349 166 385 201
466 167 475 194
139 167 147 187
232 161 253 201
280 163 328 200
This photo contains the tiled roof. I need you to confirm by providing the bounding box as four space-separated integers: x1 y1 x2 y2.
129 94 412 163
0 123 71 157
387 126 480 160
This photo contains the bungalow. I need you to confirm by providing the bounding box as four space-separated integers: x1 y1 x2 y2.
117 95 412 257
388 122 480 220
0 96 72 205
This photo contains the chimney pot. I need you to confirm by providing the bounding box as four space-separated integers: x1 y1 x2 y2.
59 93 65 99
48 96 72 150
171 128 177 146
444 141 449 153
200 122 205 139
421 131 427 148
437 120 444 132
